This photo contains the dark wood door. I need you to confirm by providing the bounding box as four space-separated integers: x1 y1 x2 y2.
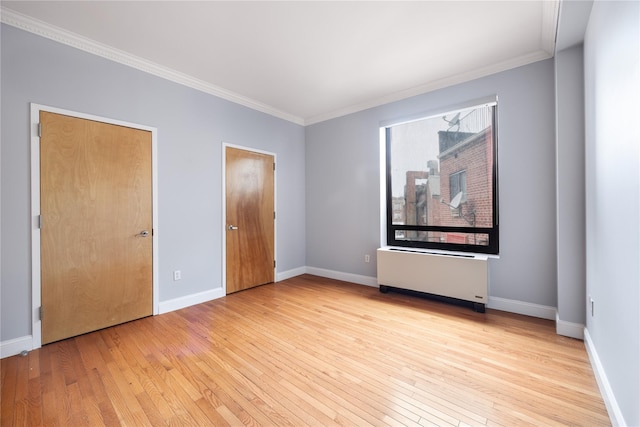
225 146 275 293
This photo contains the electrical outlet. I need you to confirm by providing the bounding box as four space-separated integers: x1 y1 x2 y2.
173 270 181 281
364 254 370 263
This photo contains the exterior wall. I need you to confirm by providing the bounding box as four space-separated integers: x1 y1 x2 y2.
425 180 442 230
391 197 405 224
399 127 494 246
403 171 428 239
439 128 493 232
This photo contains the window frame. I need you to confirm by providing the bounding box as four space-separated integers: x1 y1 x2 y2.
383 102 499 255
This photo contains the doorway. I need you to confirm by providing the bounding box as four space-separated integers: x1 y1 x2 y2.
31 104 159 347
224 145 275 293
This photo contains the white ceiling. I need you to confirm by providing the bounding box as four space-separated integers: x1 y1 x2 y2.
1 1 559 125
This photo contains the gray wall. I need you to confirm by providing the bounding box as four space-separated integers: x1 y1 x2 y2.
3 9 638 423
584 1 640 425
306 59 558 307
555 44 586 327
0 24 306 342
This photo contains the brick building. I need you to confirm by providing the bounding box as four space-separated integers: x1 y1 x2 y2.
436 126 493 245
394 125 493 246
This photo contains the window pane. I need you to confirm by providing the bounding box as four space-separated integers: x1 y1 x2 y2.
393 230 490 246
389 105 494 230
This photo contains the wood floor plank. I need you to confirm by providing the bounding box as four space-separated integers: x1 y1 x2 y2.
84 367 121 425
1 275 610 426
1 355 18 426
190 344 308 426
231 291 475 425
217 296 423 425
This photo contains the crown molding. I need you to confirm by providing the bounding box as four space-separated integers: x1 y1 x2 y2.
541 0 560 55
2 4 558 127
305 49 553 126
0 7 305 126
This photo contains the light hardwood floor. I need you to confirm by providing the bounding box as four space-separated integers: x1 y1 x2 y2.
1 274 609 426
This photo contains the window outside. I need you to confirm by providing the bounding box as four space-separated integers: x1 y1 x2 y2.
385 102 498 254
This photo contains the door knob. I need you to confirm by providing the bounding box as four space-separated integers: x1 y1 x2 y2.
228 225 239 230
138 230 150 237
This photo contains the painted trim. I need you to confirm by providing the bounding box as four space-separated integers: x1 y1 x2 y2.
542 0 561 55
30 104 42 348
555 312 585 339
222 143 278 295
379 128 387 248
0 7 557 127
305 267 378 287
277 267 306 282
0 336 33 359
3 289 224 358
486 296 556 320
5 263 571 360
305 50 552 125
158 288 225 315
306 266 557 320
584 328 623 426
379 96 499 129
1 8 304 126
29 103 160 349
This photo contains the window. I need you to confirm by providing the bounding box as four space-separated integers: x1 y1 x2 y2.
449 170 467 217
384 101 499 254
449 170 467 203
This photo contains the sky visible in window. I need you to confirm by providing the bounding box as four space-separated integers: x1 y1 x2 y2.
389 109 477 196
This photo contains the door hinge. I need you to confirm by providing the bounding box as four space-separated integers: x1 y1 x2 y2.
274 211 276 220
37 123 42 137
274 260 276 268
273 162 276 171
39 306 43 321
37 215 42 229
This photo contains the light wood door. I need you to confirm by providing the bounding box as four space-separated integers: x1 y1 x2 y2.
40 111 153 344
225 147 275 293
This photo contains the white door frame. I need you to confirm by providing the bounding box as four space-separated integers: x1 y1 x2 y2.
221 142 277 295
30 103 159 349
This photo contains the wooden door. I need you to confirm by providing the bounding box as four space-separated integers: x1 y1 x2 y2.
40 111 153 344
225 147 275 293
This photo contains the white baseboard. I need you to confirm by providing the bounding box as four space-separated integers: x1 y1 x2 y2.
158 287 225 314
584 328 623 426
555 312 585 339
158 266 313 314
0 289 226 359
0 269 570 360
487 296 556 320
1 335 33 359
277 266 306 282
305 266 378 287
305 267 558 321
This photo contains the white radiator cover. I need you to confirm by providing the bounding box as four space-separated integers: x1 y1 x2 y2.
377 247 488 304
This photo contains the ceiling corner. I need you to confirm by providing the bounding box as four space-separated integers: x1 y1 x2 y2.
541 0 560 56
0 6 305 126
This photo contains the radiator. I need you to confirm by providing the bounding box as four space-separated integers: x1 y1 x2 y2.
377 247 488 312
